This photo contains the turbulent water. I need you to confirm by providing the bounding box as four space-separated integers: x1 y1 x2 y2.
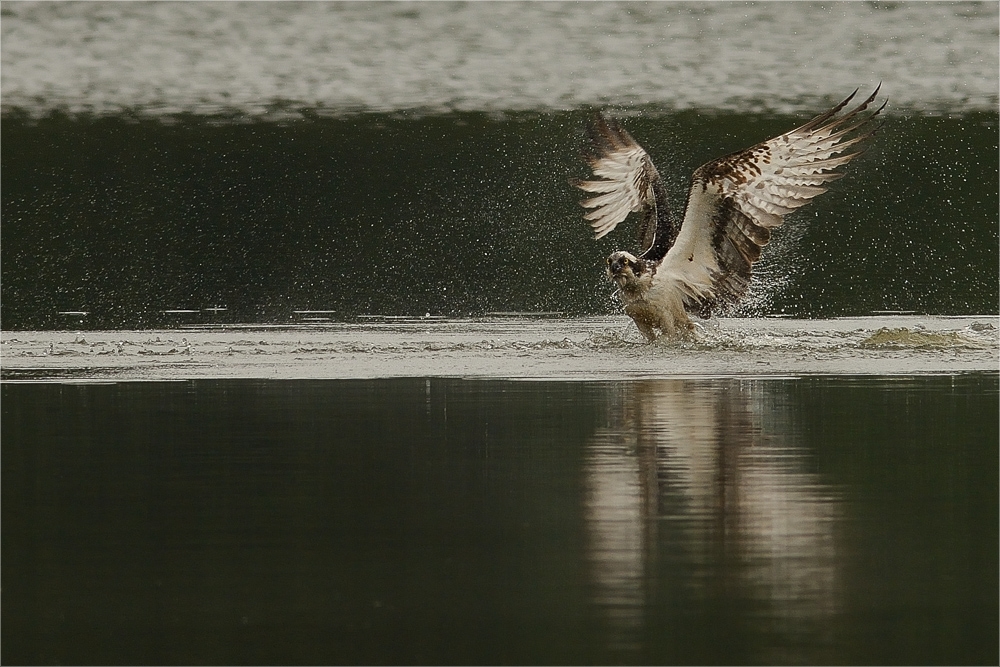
2 316 997 382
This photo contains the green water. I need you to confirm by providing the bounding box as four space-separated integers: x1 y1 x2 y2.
2 110 997 330
3 375 996 664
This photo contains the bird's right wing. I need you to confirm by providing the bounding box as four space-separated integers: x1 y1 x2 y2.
658 86 885 315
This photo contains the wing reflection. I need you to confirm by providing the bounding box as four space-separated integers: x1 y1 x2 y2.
584 379 841 657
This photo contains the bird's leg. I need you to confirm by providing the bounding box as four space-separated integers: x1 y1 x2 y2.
655 309 696 342
624 304 658 342
635 321 657 342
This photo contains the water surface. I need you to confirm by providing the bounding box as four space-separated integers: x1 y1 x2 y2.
2 2 996 116
3 375 997 664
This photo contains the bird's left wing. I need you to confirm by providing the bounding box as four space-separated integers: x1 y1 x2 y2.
659 86 886 315
570 114 665 253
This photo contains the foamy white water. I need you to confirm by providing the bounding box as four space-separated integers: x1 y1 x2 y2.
2 316 997 381
2 2 996 117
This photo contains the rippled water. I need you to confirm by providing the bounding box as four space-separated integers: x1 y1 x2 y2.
2 2 997 116
3 375 996 664
2 316 998 382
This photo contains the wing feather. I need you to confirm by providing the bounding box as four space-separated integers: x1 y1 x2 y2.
659 86 885 315
572 155 652 239
571 113 678 260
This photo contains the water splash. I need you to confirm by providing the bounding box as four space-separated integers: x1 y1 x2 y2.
859 326 995 350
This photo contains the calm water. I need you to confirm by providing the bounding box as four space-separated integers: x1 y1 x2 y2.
3 375 997 665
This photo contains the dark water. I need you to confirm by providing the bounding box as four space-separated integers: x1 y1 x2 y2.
2 110 997 330
3 375 997 665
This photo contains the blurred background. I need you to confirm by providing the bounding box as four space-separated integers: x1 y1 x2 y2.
2 1 997 329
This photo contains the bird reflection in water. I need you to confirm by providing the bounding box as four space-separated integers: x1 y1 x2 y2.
583 380 841 660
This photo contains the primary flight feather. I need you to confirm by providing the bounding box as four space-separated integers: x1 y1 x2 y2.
573 86 886 341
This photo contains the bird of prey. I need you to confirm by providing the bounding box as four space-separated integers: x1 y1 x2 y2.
572 86 885 341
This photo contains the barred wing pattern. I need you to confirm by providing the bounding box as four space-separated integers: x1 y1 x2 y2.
660 86 885 314
571 115 669 256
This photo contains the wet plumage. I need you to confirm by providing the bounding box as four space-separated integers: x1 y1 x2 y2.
573 86 886 341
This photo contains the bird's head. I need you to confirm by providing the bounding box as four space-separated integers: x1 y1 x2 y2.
606 251 650 292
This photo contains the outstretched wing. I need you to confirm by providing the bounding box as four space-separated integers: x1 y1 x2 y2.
571 114 676 261
659 85 885 315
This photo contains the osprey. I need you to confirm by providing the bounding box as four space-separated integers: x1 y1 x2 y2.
573 86 885 341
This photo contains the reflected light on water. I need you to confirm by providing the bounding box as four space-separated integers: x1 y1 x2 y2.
584 380 840 659
2 376 995 664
